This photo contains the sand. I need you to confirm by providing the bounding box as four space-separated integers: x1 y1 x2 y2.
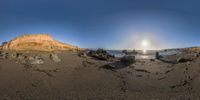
0 51 200 100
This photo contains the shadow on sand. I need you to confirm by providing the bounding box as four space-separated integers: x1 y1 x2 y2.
100 61 130 71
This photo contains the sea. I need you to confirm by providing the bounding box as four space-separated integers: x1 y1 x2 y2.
107 49 181 59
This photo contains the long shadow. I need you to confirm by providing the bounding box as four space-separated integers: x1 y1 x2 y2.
100 61 130 71
157 58 178 64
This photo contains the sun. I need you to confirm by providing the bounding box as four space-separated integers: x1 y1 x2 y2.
141 39 150 54
141 39 149 47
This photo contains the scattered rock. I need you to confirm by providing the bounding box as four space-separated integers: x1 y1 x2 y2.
18 54 44 65
50 54 61 62
28 56 44 65
120 56 135 65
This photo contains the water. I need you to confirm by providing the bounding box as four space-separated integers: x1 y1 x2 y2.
107 50 156 59
159 50 181 57
107 49 181 59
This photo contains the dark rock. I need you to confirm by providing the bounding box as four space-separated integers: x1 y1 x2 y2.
155 52 160 59
120 56 135 65
132 49 138 54
194 53 199 57
122 50 128 55
87 49 114 60
177 56 192 63
78 51 87 58
150 59 155 62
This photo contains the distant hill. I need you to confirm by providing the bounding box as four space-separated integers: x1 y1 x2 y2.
1 34 79 52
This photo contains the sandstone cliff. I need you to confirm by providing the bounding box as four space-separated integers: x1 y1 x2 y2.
1 34 79 52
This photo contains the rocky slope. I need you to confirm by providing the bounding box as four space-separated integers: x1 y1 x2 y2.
1 34 79 52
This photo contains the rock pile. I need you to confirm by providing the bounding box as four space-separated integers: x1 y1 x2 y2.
87 49 115 60
0 51 62 64
26 55 44 65
0 51 44 64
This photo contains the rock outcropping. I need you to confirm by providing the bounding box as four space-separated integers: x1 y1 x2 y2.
1 34 79 52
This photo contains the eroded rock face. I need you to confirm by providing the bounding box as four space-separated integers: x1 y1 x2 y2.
1 34 78 52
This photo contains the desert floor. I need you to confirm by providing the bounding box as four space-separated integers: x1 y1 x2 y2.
0 51 200 100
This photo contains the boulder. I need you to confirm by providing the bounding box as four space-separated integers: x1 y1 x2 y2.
50 54 61 62
120 56 135 65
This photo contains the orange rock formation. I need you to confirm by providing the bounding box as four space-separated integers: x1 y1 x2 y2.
1 34 79 52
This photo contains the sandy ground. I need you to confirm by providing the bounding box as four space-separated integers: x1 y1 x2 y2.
1 51 200 100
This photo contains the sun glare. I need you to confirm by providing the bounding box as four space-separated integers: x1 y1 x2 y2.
141 39 149 47
143 49 147 54
141 39 149 54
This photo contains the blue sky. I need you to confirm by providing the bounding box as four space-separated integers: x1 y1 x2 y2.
0 0 200 50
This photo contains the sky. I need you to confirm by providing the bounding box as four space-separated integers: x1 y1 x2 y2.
0 0 200 50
